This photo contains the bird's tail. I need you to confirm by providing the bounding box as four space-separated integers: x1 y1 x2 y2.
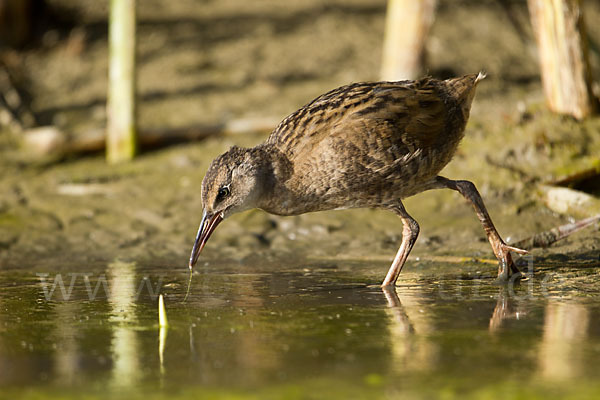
475 71 487 84
445 72 486 118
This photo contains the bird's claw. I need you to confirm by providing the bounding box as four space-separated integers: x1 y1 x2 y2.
494 241 526 283
503 244 528 255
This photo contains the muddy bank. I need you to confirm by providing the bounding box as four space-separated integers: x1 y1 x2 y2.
0 0 599 271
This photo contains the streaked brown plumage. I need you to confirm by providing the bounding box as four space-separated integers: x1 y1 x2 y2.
189 73 527 287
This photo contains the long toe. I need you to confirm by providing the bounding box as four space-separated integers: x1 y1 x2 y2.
504 244 528 255
494 247 523 284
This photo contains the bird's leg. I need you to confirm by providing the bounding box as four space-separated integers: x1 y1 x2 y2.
382 202 420 287
435 176 528 282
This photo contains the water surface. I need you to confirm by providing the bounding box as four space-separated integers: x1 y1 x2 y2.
2 257 600 399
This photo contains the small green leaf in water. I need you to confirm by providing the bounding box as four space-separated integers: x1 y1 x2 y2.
158 294 169 327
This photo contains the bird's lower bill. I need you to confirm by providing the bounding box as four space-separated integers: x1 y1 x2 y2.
188 210 223 269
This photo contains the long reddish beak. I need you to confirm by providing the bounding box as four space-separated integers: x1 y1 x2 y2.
188 210 223 270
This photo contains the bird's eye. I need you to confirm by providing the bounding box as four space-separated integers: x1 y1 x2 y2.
217 186 230 200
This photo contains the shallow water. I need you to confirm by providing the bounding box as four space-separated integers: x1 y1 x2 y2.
2 257 600 399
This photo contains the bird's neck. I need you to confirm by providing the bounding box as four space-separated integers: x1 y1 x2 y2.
251 144 303 216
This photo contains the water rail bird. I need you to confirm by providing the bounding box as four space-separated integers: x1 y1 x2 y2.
188 73 527 287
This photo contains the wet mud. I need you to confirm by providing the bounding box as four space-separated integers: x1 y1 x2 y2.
1 1 600 398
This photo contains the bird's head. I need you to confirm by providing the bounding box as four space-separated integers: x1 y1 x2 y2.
188 146 268 269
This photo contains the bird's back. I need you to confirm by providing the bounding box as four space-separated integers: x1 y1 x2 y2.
265 74 484 212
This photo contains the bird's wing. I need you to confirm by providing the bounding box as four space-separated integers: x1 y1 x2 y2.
265 82 376 154
276 79 449 175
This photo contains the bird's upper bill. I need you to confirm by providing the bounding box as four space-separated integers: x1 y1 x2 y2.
188 210 223 269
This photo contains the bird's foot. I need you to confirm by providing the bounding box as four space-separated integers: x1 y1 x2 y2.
502 243 529 256
493 262 523 285
494 242 528 284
